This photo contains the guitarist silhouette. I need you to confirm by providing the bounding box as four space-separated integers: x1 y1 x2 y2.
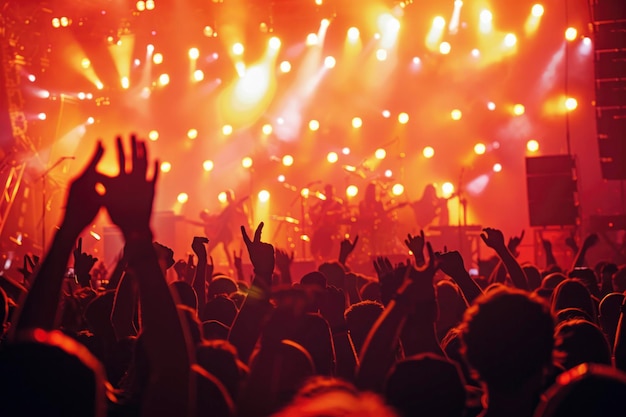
199 189 251 268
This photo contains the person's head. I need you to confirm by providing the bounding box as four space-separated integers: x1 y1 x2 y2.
612 266 626 293
201 294 238 326
170 280 198 311
345 300 384 355
553 319 611 371
202 320 230 340
523 264 542 291
0 329 109 417
178 305 203 345
196 339 248 402
598 292 625 346
422 183 437 200
272 376 397 417
568 267 600 298
460 287 554 392
324 184 335 199
534 364 626 417
359 281 381 303
364 182 377 202
385 353 466 417
300 271 327 290
551 279 596 321
208 276 238 300
318 262 346 289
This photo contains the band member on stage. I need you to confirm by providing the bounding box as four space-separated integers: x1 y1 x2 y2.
310 184 346 259
410 184 450 230
199 189 251 267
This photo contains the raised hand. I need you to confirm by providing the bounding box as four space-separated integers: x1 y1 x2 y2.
405 242 438 303
436 250 466 278
17 254 39 286
242 222 275 284
338 235 359 265
319 285 348 331
102 135 158 239
507 229 525 257
481 227 506 251
62 142 105 235
72 237 98 287
582 233 599 249
404 231 426 265
275 248 294 271
373 256 393 279
192 236 209 261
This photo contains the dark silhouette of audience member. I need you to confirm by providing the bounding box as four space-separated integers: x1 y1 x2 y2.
598 292 625 348
551 279 597 322
345 300 384 356
553 319 611 370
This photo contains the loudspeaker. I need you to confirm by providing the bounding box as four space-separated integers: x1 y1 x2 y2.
526 156 579 227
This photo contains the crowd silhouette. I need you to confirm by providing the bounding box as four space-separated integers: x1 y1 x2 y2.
0 135 625 417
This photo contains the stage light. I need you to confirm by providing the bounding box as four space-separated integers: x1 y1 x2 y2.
582 37 591 46
121 77 130 89
398 112 409 124
327 152 339 163
442 182 455 197
158 73 170 86
193 69 204 81
412 57 421 66
487 101 496 110
148 130 159 141
315 0 323 5
513 104 525 115
471 48 480 57
153 53 163 64
95 81 104 90
160 162 172 173
232 43 244 56
242 157 253 168
474 143 486 155
532 4 544 17
439 42 451 54
306 33 319 46
277 117 285 125
527 139 539 152
52 18 60 28
222 125 233 135
385 169 393 178
269 36 281 50
262 124 273 135
504 33 517 47
203 26 214 37
177 193 189 204
347 27 360 41
86 117 95 125
60 17 69 27
78 92 86 100
565 27 577 41
392 184 405 196
218 192 228 203
187 129 198 139
134 58 141 67
81 58 91 69
382 110 391 118
309 119 320 131
342 147 351 155
324 56 336 68
451 109 462 120
433 16 446 29
493 163 502 172
346 185 359 198
375 148 386 160
145 0 155 10
279 61 291 73
136 1 146 11
282 155 294 167
301 188 310 198
378 13 400 34
376 49 388 61
258 190 270 203
37 113 46 120
565 97 578 111
352 117 362 128
203 160 214 172
86 93 93 100
423 146 435 158
321 18 330 28
277 174 285 182
480 10 493 23
188 47 200 60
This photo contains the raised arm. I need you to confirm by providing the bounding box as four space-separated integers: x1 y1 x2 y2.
192 237 209 315
228 222 274 364
437 250 483 305
11 143 105 338
481 227 528 291
103 135 192 417
572 233 598 269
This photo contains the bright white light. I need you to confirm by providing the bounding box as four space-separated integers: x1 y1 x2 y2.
433 16 446 29
269 36 281 50
277 174 285 182
324 56 336 68
188 47 200 60
531 4 544 17
423 146 435 158
148 130 159 141
27 74 36 82
147 44 155 53
77 92 86 100
480 10 493 23
439 42 451 54
160 162 172 173
342 147 351 155
442 182 455 197
493 163 502 172
177 193 189 204
451 109 462 120
582 37 591 46
193 69 204 81
153 53 163 64
347 27 360 41
487 101 496 111
398 112 409 124
262 124 273 135
218 192 228 203
346 185 359 198
527 139 539 152
242 157 253 168
504 33 517 47
187 128 198 139
158 73 170 86
279 61 291 73
565 97 578 111
352 117 363 128
203 160 214 172
474 143 486 155
232 43 244 56
392 184 405 196
327 152 338 163
565 27 577 41
471 48 480 57
258 190 270 202
309 120 320 131
222 125 233 135
121 77 130 89
376 49 388 61
306 33 319 46
37 112 46 120
282 155 294 166
382 110 391 118
385 169 393 178
86 116 95 125
375 148 386 160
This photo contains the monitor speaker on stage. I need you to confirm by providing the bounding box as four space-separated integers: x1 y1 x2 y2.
525 155 579 227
